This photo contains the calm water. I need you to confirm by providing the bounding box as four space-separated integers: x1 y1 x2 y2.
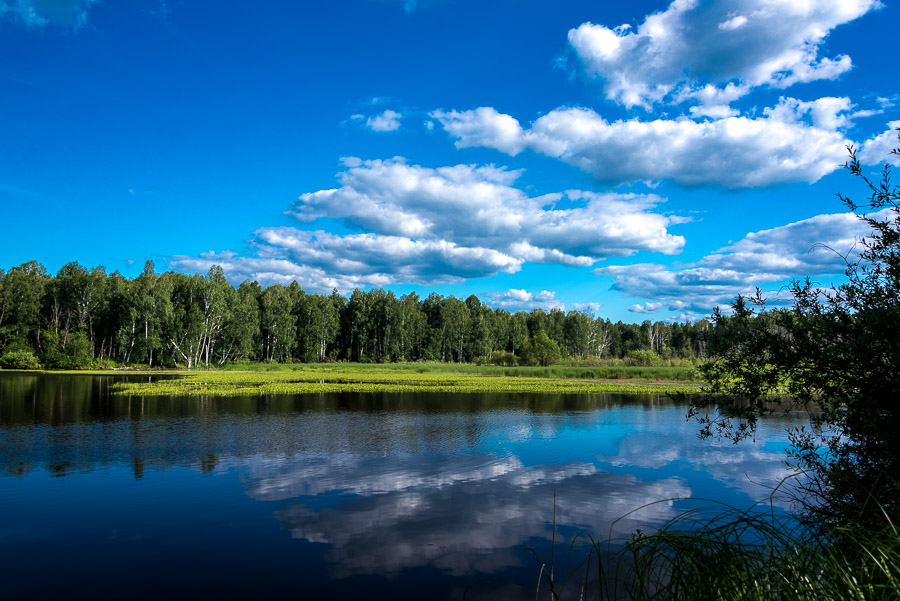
0 373 803 600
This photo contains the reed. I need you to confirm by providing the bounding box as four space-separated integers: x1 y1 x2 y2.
533 498 899 601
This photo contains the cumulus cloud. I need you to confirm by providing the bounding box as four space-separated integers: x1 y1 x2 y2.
292 159 684 257
171 158 685 289
567 0 880 110
169 232 522 292
628 302 666 314
433 100 853 187
0 0 98 28
596 210 886 314
479 289 603 314
484 289 564 312
430 107 527 155
168 251 397 291
348 110 403 132
859 121 900 166
366 109 403 132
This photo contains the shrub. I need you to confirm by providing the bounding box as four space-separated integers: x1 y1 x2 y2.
519 332 562 366
0 350 42 370
624 350 660 367
490 350 518 366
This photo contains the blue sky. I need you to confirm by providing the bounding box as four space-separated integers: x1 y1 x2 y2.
1 0 898 321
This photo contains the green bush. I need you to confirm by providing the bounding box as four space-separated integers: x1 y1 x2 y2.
0 350 42 370
519 332 562 366
624 350 660 367
489 350 518 366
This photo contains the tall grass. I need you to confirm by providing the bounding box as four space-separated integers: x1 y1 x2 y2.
219 361 701 382
532 499 899 601
405 363 699 382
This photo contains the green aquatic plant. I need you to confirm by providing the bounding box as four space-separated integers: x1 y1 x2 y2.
108 366 703 397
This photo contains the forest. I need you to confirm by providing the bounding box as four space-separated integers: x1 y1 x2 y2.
0 259 710 370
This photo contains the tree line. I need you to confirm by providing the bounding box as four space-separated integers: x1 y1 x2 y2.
0 260 711 369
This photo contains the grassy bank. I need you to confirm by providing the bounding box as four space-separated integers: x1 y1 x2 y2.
95 363 703 396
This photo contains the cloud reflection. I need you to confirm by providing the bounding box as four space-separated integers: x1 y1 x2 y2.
243 452 691 578
600 431 799 507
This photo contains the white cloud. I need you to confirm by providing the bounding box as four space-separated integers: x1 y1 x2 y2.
484 289 564 312
256 228 522 280
170 230 523 291
507 241 594 267
859 121 900 166
478 290 603 314
571 302 603 314
596 210 885 314
290 158 685 259
430 107 527 155
763 96 854 131
168 251 394 291
0 0 98 28
628 302 666 314
436 101 852 187
567 0 880 110
366 109 403 132
171 158 685 289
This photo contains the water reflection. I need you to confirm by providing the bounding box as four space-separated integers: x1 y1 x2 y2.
0 373 701 479
602 427 801 506
0 373 804 599
256 454 691 578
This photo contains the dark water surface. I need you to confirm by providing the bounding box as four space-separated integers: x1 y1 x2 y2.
0 373 803 600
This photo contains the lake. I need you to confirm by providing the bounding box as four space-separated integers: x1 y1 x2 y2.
0 373 804 600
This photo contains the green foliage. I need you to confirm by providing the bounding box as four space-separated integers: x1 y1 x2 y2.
0 350 41 370
520 331 562 366
696 132 900 530
0 261 46 352
624 350 661 367
489 350 518 366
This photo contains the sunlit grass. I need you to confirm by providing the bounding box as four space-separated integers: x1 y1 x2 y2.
106 364 704 396
220 361 700 381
